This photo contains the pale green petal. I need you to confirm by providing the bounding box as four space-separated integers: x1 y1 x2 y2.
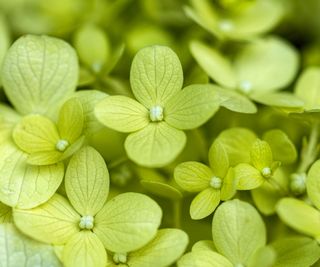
208 140 229 178
73 24 110 71
250 92 304 108
307 160 320 209
189 41 236 88
94 192 162 252
271 236 320 267
192 240 216 252
73 90 108 135
65 146 109 216
216 127 257 166
95 95 149 133
0 142 64 208
0 15 10 87
234 37 298 93
128 229 188 267
250 139 273 171
0 202 12 223
125 122 186 167
174 161 213 192
178 250 233 267
276 198 320 238
13 114 59 154
62 231 107 267
27 151 62 166
190 188 220 220
130 45 183 107
0 104 20 145
165 84 219 130
263 129 297 164
210 85 257 113
295 67 320 110
58 98 84 144
220 168 236 201
13 194 80 244
234 163 264 190
247 246 276 267
212 199 266 265
0 223 63 267
1 35 78 117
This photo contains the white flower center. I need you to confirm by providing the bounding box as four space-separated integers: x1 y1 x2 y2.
239 80 252 94
79 215 94 230
55 139 69 152
261 167 272 178
290 173 306 195
113 252 127 264
149 105 164 122
219 19 234 32
210 176 222 189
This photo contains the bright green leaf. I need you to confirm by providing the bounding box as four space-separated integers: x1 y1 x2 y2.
130 45 183 108
1 35 78 117
125 122 186 167
95 95 149 133
212 199 266 265
307 160 320 209
13 194 80 244
94 192 162 252
234 163 264 190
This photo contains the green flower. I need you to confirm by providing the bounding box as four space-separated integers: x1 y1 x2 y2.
13 146 162 267
95 45 219 167
174 140 236 219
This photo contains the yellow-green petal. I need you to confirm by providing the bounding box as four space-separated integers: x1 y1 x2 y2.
208 140 229 178
58 98 84 144
0 104 20 145
190 188 220 220
125 122 186 167
189 41 236 88
174 161 213 192
94 192 162 252
178 250 233 267
13 114 59 154
250 139 273 171
128 229 189 267
234 163 264 190
13 194 80 244
63 231 107 267
0 142 64 208
307 160 320 210
212 199 266 265
27 150 62 166
95 95 149 133
247 246 276 267
130 45 183 107
220 168 236 201
1 35 78 117
276 198 320 238
65 146 109 216
165 84 219 130
192 240 216 252
250 92 304 108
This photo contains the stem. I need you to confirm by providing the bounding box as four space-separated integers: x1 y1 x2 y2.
297 122 319 173
173 200 182 229
108 157 128 170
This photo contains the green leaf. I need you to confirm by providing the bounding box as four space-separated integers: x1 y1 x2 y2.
247 246 276 267
216 127 257 166
250 92 304 108
307 160 320 209
190 188 220 220
1 35 78 117
208 140 229 178
125 122 186 167
94 192 162 252
234 37 298 93
178 250 233 267
165 84 219 130
234 163 264 190
0 223 63 267
0 104 20 145
295 67 320 110
65 146 109 216
58 98 84 144
73 24 110 72
95 95 149 133
0 142 64 208
128 229 189 267
13 194 80 244
0 202 11 223
13 114 59 154
189 41 236 88
271 236 320 267
174 161 212 192
63 231 107 267
251 139 273 171
212 199 266 265
263 129 297 164
130 45 183 108
276 198 320 238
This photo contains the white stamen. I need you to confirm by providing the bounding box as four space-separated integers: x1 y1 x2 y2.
55 139 69 152
261 167 272 178
210 176 222 189
149 106 164 122
239 80 252 94
219 19 234 32
79 215 94 230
